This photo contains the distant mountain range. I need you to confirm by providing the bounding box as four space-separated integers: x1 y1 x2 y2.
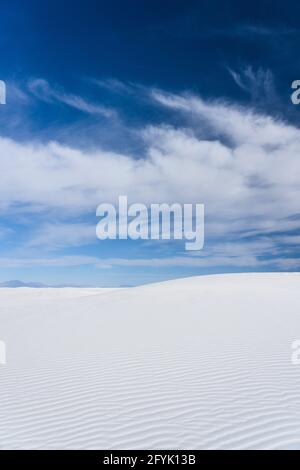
0 280 89 288
0 280 49 288
0 280 132 288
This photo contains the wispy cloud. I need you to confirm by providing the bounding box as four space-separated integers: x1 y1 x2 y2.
28 222 95 249
28 78 116 118
91 78 135 95
234 24 296 36
228 66 276 103
0 255 99 268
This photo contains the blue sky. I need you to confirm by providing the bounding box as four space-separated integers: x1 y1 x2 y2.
0 0 300 286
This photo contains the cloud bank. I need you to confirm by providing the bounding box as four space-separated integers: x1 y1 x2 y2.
1 84 300 270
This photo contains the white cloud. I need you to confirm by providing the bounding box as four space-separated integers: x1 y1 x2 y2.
28 222 95 249
0 251 298 270
1 87 300 267
152 90 298 146
0 255 99 268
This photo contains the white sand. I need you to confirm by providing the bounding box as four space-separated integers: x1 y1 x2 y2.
1 273 300 450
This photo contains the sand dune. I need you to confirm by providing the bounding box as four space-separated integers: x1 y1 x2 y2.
1 273 300 449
